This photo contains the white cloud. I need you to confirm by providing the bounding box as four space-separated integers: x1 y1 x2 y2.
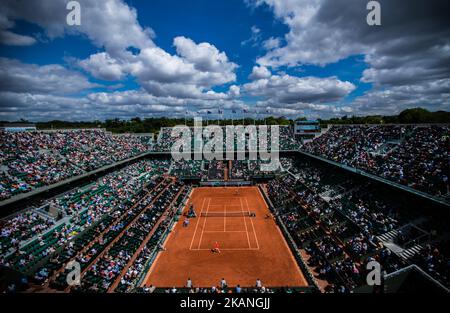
248 0 450 115
174 36 237 74
131 38 237 97
3 0 447 120
248 65 271 80
0 84 249 121
2 0 240 108
352 79 450 116
79 52 125 81
243 72 355 118
244 73 355 104
241 25 262 46
0 0 154 54
0 30 36 46
262 37 280 51
0 57 99 95
0 4 36 46
228 85 240 97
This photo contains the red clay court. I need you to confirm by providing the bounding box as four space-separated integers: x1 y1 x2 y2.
143 186 308 288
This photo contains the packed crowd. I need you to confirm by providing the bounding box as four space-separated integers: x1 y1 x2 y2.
411 242 449 287
0 159 171 281
152 126 301 152
0 130 151 200
207 160 224 180
53 131 150 172
267 174 395 292
170 160 203 179
49 159 170 220
0 211 54 255
74 180 185 292
167 157 292 182
2 122 449 293
153 127 181 152
116 186 190 292
230 161 250 179
266 158 449 291
302 125 449 199
47 178 166 289
229 158 291 180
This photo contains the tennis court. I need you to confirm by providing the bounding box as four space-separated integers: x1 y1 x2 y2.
189 194 259 251
143 186 308 288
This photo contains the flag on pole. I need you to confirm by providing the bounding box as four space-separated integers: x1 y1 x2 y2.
217 109 223 125
242 109 248 125
205 110 212 126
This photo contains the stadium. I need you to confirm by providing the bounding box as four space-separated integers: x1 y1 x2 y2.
0 0 449 301
0 122 449 294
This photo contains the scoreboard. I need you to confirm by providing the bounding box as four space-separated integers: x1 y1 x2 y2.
294 120 320 136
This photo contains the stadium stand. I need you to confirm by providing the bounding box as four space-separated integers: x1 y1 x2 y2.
152 125 301 152
266 157 449 291
230 160 250 180
0 160 170 284
302 125 449 201
206 160 224 180
0 130 150 200
170 160 204 179
1 125 449 294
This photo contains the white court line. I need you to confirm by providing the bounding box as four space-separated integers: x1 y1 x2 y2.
189 197 207 250
197 197 211 250
202 230 248 233
239 197 252 249
245 197 260 250
209 196 243 204
224 204 226 232
191 248 259 251
207 204 224 208
198 211 250 215
209 201 241 207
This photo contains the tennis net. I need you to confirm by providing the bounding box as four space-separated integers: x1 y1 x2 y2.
199 211 255 217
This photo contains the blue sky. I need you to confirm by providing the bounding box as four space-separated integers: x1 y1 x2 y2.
0 0 448 121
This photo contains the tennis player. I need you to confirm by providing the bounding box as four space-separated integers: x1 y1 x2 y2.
212 241 221 253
